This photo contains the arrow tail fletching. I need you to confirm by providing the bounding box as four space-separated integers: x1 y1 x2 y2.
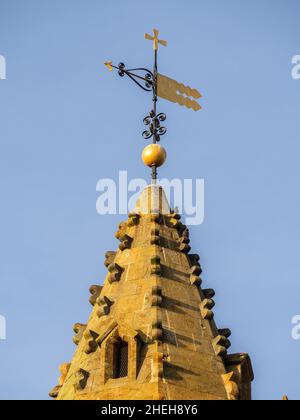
157 73 202 111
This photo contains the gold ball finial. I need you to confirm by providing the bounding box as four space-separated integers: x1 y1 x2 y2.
142 144 167 168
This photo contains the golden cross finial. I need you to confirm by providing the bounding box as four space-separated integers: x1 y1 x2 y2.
145 28 167 51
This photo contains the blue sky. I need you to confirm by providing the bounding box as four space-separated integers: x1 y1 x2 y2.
0 0 300 400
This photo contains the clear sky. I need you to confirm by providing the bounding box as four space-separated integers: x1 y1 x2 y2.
0 0 300 400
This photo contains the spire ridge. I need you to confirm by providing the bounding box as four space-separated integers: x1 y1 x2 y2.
50 185 254 400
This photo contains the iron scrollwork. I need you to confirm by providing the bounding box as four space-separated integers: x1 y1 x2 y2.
107 62 167 144
142 110 167 142
117 63 154 92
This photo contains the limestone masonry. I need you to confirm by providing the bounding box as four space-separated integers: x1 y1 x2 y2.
50 185 254 400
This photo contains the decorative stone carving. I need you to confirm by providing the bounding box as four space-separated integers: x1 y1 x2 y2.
119 234 133 251
222 371 239 401
108 263 124 283
83 330 99 354
190 265 203 286
223 353 254 401
97 321 138 349
151 255 161 275
115 221 127 240
49 385 61 399
178 224 188 237
96 296 114 318
168 216 181 228
190 265 202 276
182 228 189 239
179 243 191 253
179 235 190 246
200 298 215 320
203 288 215 299
104 251 116 268
218 328 231 338
170 211 181 221
212 335 231 357
49 363 71 399
190 274 202 287
178 233 191 253
128 212 140 227
167 212 182 230
73 323 87 346
97 322 140 384
74 368 90 391
151 286 162 306
89 285 103 306
188 254 200 266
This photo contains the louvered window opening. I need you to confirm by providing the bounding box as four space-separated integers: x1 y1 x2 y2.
115 341 128 378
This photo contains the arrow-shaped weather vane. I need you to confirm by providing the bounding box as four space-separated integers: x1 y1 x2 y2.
104 28 202 181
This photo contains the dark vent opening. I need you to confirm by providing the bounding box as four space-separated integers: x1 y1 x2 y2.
114 341 128 379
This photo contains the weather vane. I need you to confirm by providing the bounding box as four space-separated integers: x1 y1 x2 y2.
104 28 202 183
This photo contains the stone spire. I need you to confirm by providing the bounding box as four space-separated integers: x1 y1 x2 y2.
50 185 254 400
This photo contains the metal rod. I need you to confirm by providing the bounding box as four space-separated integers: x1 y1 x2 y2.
153 49 158 144
152 48 158 182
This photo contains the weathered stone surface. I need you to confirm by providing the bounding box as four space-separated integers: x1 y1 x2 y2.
127 212 140 227
200 299 215 320
107 263 124 283
73 323 87 346
119 234 133 251
104 251 116 268
83 330 99 354
52 185 253 401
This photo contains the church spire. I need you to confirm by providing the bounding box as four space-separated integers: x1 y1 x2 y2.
49 30 254 401
50 184 254 400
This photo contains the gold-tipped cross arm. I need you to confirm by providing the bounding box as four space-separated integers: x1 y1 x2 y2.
105 28 202 111
145 29 167 51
